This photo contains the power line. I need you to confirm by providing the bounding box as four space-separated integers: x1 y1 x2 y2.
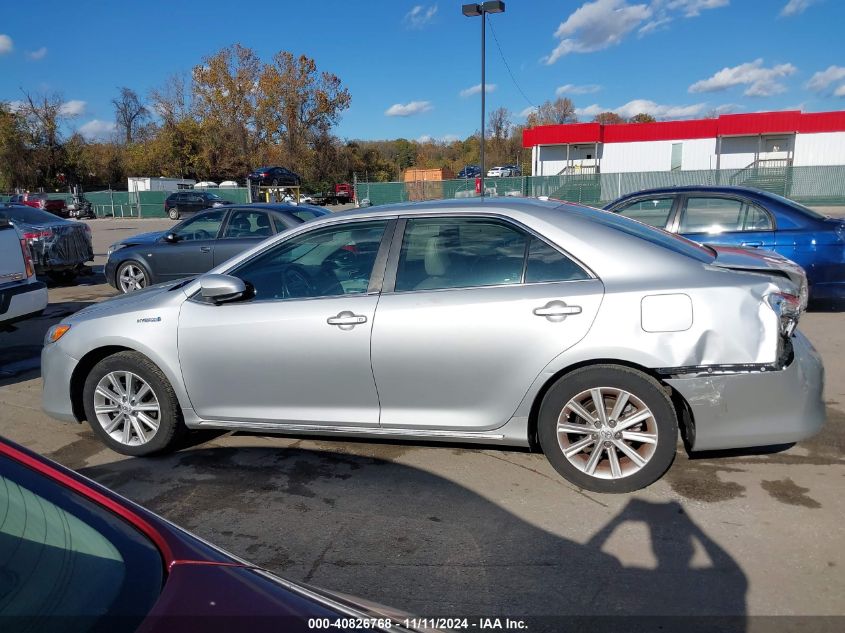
486 14 535 109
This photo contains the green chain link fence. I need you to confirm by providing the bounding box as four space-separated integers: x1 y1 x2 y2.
356 165 845 208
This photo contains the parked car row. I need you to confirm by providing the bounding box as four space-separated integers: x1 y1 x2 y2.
487 165 522 178
9 192 68 217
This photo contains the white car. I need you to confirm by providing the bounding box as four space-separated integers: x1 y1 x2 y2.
486 166 508 177
0 218 48 325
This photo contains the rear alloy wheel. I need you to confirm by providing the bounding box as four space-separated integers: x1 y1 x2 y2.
116 261 149 293
538 365 677 493
83 351 184 456
168 207 180 220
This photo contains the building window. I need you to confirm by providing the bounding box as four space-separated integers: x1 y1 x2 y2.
670 143 683 171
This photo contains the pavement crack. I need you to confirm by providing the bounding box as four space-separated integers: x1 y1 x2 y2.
303 524 345 584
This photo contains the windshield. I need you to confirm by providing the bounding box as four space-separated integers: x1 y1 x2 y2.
0 206 61 225
206 193 223 200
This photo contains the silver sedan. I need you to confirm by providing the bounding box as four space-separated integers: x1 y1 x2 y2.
41 198 825 492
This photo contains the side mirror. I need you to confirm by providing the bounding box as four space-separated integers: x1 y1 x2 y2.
199 274 247 304
164 233 180 243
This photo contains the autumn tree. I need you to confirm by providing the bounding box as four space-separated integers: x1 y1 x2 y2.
0 103 29 190
113 87 149 144
16 91 77 187
629 112 656 123
487 107 513 167
592 111 625 125
257 51 351 171
527 97 577 126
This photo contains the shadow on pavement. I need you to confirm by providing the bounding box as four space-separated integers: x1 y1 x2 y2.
79 445 748 631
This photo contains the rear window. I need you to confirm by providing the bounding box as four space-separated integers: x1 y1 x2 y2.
565 205 715 262
0 206 62 224
0 454 164 630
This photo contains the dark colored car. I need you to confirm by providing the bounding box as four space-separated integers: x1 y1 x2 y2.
164 191 233 221
9 192 68 218
0 437 419 632
0 204 93 283
605 186 845 305
457 165 482 179
247 166 302 187
106 203 329 293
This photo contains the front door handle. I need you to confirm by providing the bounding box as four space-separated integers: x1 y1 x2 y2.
534 301 582 322
200 246 212 253
741 241 763 248
327 311 367 330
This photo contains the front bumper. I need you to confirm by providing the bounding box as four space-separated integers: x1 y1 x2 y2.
104 258 118 288
667 330 825 452
41 343 81 423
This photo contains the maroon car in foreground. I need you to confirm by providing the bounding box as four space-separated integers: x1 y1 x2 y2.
0 438 422 632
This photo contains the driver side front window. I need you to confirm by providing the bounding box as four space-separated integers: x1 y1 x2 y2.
232 221 388 301
173 210 226 241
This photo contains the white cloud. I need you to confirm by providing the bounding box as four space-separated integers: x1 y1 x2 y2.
835 85 845 98
556 83 602 95
59 100 87 116
806 65 845 95
404 4 438 29
385 100 433 117
666 0 730 17
576 98 709 119
544 0 728 63
689 59 796 97
519 106 538 119
78 119 116 141
26 47 47 60
544 0 652 64
6 100 24 112
780 0 821 17
0 34 12 55
459 83 496 98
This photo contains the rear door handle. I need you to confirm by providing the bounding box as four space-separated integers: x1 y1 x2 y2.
327 311 367 330
741 241 763 248
534 301 582 322
200 246 212 253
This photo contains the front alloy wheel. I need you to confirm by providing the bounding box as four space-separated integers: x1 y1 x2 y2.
117 261 148 293
93 371 161 446
538 365 677 493
83 351 184 456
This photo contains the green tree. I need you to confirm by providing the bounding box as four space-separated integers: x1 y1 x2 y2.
629 113 656 123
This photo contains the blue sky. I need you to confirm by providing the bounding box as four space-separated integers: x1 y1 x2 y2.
1 0 843 142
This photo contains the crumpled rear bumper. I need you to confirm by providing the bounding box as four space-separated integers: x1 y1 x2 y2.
667 330 825 452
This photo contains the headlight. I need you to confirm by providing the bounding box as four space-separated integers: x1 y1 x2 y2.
767 292 801 337
45 324 71 345
107 243 124 257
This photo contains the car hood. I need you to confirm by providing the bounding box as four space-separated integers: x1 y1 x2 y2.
68 279 190 322
707 245 808 309
118 230 165 246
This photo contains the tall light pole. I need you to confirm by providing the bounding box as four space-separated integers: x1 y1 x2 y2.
462 1 505 199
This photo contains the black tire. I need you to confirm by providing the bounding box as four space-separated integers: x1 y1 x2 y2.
115 260 149 293
168 207 180 220
538 365 677 493
82 351 185 456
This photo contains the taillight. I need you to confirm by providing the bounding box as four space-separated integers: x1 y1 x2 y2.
20 239 35 277
767 292 801 337
22 229 53 240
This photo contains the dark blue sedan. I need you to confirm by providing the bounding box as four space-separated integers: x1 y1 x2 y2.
605 186 845 304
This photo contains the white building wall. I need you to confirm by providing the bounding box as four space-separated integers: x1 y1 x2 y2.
600 138 716 173
793 132 845 166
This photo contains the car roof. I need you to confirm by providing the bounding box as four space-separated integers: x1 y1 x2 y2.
609 184 787 202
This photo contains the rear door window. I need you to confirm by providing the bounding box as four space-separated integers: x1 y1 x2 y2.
616 197 675 228
679 197 771 234
223 210 273 238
